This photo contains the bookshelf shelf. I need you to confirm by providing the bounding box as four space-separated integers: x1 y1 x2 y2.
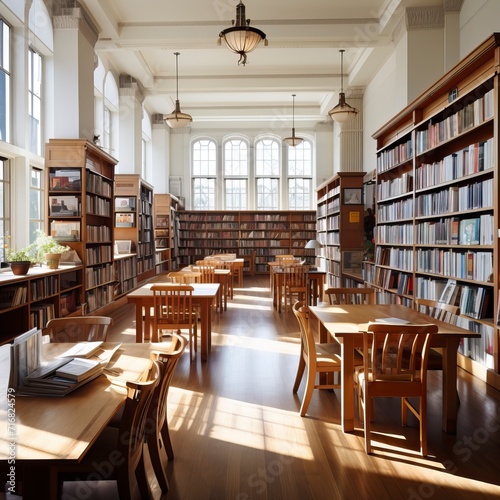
371 33 500 377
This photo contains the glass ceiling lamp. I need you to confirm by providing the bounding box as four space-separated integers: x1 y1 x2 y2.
305 239 323 249
328 49 358 123
283 94 303 147
218 1 268 66
164 52 192 129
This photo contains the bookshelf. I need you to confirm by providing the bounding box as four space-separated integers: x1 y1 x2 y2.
153 193 184 273
45 139 116 314
178 211 316 272
0 265 83 343
114 175 155 282
316 172 366 287
371 33 500 380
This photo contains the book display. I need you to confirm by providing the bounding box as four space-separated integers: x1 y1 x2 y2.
177 211 316 272
114 175 155 282
45 139 117 314
316 172 366 287
371 34 500 378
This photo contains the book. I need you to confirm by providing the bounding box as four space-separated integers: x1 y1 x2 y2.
438 279 459 305
459 218 480 245
59 341 104 358
55 357 102 382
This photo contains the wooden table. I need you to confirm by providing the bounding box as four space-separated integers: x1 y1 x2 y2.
0 341 173 499
127 282 219 361
206 257 244 288
182 267 231 311
270 264 325 312
309 303 480 435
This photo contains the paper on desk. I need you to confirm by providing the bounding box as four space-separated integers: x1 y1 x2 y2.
373 317 410 324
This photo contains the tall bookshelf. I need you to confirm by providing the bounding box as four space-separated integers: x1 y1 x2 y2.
371 33 500 382
316 172 365 287
46 139 116 314
114 174 155 282
153 193 184 274
178 211 316 272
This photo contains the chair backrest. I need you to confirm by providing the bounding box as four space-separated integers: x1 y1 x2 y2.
283 264 308 289
151 284 195 327
191 265 216 283
364 322 438 387
45 316 113 342
148 333 187 432
292 301 314 364
118 359 161 480
168 271 201 284
325 287 375 305
415 298 460 322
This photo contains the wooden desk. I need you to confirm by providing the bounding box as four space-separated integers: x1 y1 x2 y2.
207 257 244 288
127 282 219 361
309 303 480 435
182 267 231 311
270 265 325 312
0 342 173 499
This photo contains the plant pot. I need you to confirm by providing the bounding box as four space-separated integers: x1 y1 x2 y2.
10 261 31 275
46 253 61 270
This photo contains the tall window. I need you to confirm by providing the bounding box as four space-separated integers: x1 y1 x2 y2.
288 140 312 209
0 158 10 262
28 48 42 155
224 139 247 210
192 139 217 210
0 20 11 143
103 106 111 151
29 167 43 242
255 139 280 210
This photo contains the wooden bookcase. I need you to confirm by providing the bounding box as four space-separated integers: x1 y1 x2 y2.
153 193 184 274
177 211 316 272
46 139 117 314
114 174 155 282
0 265 84 343
371 33 500 381
316 172 366 288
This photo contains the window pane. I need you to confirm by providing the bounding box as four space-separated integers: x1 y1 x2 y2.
288 178 311 210
0 159 10 261
29 167 43 243
225 179 247 210
0 21 10 143
256 178 278 210
288 140 312 176
224 140 248 176
193 178 215 210
193 140 216 176
255 139 279 176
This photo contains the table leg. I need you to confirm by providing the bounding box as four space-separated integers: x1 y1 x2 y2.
134 301 144 343
442 338 460 434
199 299 211 361
341 337 355 433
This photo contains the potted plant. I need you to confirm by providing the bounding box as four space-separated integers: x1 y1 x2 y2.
33 230 70 269
5 247 34 275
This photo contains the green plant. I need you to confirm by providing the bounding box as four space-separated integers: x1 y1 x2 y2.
34 230 70 257
5 246 34 262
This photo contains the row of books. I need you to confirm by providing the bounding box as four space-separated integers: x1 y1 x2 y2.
86 172 112 198
0 285 28 309
376 198 413 223
85 194 112 217
376 137 413 173
374 246 414 271
86 224 112 243
458 178 493 211
415 139 494 189
377 171 414 201
85 263 114 288
85 283 115 313
30 303 55 329
374 223 413 245
30 276 59 301
85 245 113 265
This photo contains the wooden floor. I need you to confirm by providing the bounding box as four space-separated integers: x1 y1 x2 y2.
103 275 500 499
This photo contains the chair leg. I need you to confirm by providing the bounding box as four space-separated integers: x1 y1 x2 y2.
147 431 170 492
299 369 316 416
420 396 427 456
162 423 175 461
363 392 372 454
293 355 306 393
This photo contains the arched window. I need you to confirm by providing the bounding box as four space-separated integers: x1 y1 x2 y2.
287 140 313 210
255 139 280 210
192 139 217 210
224 139 248 209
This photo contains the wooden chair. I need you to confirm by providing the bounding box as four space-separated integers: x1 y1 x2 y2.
147 333 187 492
151 284 198 361
168 271 201 284
415 298 460 323
356 322 438 455
292 301 363 416
45 316 113 342
192 264 216 283
52 360 161 499
283 264 309 311
324 287 375 305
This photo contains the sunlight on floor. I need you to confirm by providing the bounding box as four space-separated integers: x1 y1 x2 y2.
211 331 300 354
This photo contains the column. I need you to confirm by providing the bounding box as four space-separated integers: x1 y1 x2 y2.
151 113 170 193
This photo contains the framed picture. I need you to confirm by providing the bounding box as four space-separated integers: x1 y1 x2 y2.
115 213 135 227
114 197 136 211
343 188 363 205
115 240 132 254
49 169 81 191
342 250 363 273
49 196 80 216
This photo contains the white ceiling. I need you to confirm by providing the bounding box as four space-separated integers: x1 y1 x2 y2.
80 0 444 127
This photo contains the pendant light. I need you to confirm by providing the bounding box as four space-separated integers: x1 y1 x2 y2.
328 49 358 123
218 1 268 66
283 94 303 147
164 52 192 129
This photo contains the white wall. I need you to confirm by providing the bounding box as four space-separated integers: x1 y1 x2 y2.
460 0 500 55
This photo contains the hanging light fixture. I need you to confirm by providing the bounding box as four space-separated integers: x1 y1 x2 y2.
328 49 358 123
218 1 268 66
164 52 192 129
283 94 303 147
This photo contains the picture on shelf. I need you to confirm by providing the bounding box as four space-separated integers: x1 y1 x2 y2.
115 240 132 254
49 169 81 191
459 218 480 245
115 213 135 227
114 197 136 211
49 196 80 216
342 250 363 273
50 221 80 241
155 229 169 237
343 188 363 205
156 216 168 227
